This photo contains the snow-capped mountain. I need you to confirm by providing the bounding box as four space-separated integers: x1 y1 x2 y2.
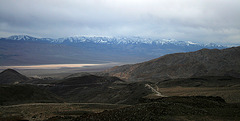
0 35 229 65
2 35 225 48
52 36 203 46
6 35 39 41
5 35 53 42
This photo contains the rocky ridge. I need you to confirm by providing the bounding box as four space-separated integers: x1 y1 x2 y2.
104 46 240 81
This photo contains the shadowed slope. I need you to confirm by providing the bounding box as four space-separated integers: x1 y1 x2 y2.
0 69 29 84
0 84 62 105
47 76 153 104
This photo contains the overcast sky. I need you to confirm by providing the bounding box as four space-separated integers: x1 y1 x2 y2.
0 0 240 45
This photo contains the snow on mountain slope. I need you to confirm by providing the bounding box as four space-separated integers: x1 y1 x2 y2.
5 35 53 42
7 35 39 41
53 36 225 48
0 35 230 66
2 35 225 48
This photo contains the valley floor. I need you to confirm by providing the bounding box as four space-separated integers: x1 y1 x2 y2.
0 62 120 78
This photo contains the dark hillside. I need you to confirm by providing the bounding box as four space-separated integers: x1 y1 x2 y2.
57 75 123 85
156 76 240 87
47 96 240 121
0 84 62 105
105 46 240 81
47 76 153 104
0 69 29 84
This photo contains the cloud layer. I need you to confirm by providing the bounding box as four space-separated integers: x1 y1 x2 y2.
0 0 240 45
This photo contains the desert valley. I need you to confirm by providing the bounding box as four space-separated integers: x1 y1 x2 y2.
1 0 240 120
1 45 240 121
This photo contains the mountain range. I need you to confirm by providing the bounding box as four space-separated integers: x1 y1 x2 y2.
0 35 226 66
2 35 225 47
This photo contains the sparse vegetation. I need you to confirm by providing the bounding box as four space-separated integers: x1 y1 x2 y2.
0 103 129 121
45 96 240 121
0 84 62 105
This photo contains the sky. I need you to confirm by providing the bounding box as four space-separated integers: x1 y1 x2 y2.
0 0 240 45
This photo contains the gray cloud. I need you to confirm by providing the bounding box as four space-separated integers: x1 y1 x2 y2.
0 0 240 45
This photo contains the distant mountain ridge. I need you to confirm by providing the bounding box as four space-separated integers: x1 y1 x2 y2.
2 35 224 48
0 35 227 65
5 35 52 42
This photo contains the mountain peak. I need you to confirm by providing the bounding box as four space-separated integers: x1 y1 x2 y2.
1 69 20 74
7 35 38 41
0 69 29 84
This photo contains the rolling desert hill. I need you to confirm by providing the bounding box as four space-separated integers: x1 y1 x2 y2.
47 96 240 121
104 46 240 81
156 76 240 87
57 75 123 85
47 75 154 104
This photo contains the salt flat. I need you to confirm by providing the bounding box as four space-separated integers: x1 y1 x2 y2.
0 63 119 69
0 62 121 78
